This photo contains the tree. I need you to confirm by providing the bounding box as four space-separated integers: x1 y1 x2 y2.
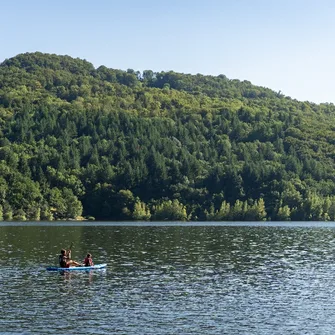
229 200 244 221
62 188 83 219
276 205 291 221
211 200 230 221
246 198 267 221
132 199 151 221
152 199 188 221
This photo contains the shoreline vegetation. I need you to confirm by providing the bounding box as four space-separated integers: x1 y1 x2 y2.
1 52 335 222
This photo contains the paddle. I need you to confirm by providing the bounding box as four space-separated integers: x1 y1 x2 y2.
67 242 74 257
67 241 82 267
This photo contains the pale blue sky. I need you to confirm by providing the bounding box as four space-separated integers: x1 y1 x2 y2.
1 0 335 103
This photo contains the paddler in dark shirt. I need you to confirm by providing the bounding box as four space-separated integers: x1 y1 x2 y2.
59 248 81 268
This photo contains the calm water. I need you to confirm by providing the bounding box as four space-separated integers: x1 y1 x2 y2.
1 222 335 334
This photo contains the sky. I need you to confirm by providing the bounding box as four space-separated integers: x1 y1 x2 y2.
1 0 335 104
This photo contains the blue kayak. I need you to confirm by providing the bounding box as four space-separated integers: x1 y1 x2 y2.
46 263 107 271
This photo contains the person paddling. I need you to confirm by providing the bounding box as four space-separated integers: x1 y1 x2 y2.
59 247 81 268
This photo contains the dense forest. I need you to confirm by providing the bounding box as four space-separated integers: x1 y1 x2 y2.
0 51 335 221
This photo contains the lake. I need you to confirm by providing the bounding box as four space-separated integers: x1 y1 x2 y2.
1 221 335 334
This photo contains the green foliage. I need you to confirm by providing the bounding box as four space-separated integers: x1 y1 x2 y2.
132 199 151 221
206 198 267 221
152 199 188 221
1 52 335 221
276 205 291 221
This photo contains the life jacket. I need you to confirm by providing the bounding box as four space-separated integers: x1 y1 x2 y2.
59 254 67 268
84 257 93 266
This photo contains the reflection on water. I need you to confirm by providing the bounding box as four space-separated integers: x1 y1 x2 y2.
1 223 335 334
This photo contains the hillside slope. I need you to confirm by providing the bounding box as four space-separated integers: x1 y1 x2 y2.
0 52 335 221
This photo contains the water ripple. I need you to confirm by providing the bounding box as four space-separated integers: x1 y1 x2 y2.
1 225 335 334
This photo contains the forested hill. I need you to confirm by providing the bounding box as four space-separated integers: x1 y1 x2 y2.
0 52 335 221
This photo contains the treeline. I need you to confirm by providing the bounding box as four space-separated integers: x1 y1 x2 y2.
0 52 335 221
